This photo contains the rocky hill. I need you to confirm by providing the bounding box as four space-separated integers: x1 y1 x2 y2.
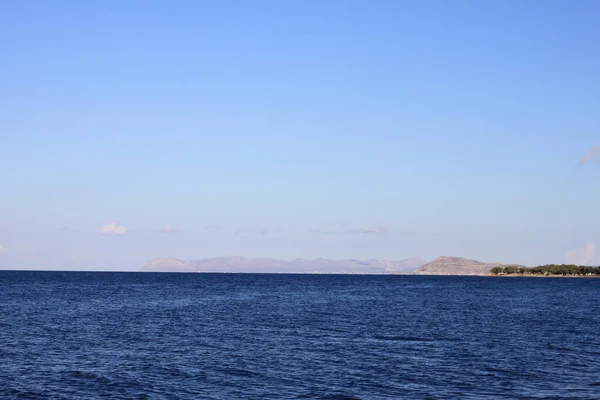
414 256 503 275
140 256 427 274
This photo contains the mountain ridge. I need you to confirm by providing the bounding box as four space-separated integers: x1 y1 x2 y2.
140 256 427 274
414 256 515 276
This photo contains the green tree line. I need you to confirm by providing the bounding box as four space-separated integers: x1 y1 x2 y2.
490 264 600 276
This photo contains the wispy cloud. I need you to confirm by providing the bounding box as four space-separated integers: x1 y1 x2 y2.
309 228 340 235
158 224 179 234
99 222 128 235
0 246 9 255
234 228 269 236
58 226 80 233
310 223 393 235
360 223 392 234
566 242 596 265
579 145 600 165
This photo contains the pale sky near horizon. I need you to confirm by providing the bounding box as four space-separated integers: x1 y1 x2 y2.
1 1 599 270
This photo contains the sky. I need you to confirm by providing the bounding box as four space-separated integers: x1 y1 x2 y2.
1 0 599 270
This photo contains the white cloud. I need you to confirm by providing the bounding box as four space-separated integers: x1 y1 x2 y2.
566 242 596 265
361 226 383 234
158 225 179 234
99 223 128 235
360 223 392 234
0 246 9 255
579 145 600 165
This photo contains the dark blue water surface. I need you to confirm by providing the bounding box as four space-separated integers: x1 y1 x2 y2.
1 272 599 399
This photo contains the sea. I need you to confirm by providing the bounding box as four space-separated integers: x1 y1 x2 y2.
0 271 599 399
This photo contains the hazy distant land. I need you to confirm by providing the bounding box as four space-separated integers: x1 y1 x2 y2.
139 255 511 275
140 255 599 276
138 255 506 275
140 256 427 274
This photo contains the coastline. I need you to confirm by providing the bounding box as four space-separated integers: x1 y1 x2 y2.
2 269 599 278
487 274 600 278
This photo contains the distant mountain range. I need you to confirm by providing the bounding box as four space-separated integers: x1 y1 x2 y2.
140 256 427 274
140 255 520 275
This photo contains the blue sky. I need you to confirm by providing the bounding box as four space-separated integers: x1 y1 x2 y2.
1 0 599 270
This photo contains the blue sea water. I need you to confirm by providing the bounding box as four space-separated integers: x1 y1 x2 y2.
0 272 599 399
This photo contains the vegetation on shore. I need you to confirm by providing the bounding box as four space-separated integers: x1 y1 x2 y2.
490 264 600 276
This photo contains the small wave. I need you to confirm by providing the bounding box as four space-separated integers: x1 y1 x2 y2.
3 388 47 400
374 335 438 342
68 370 112 385
320 394 362 400
219 367 264 379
